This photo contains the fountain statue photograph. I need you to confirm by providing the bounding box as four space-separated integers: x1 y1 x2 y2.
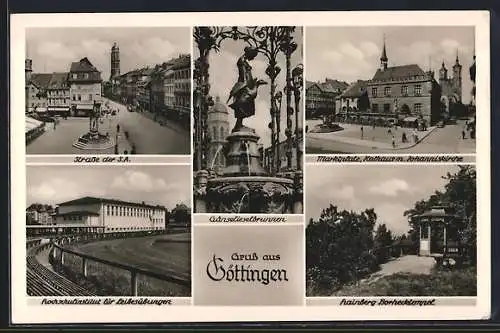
193 26 304 214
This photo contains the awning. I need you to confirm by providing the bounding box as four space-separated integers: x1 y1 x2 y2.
74 104 94 110
48 106 69 111
25 117 44 133
35 107 47 113
403 117 418 122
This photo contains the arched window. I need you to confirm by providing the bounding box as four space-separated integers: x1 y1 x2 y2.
220 126 225 140
212 126 217 140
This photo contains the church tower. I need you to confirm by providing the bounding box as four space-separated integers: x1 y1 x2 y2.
439 61 448 83
452 50 462 101
380 36 388 71
25 58 32 82
207 96 230 176
110 42 120 79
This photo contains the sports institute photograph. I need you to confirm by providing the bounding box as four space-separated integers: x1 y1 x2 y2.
26 165 192 297
25 27 191 155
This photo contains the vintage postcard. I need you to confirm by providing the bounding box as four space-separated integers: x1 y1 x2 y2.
10 11 490 325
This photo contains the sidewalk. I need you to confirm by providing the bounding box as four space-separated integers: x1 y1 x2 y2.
307 126 437 151
138 110 188 135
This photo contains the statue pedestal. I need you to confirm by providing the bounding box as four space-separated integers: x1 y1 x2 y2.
222 126 268 177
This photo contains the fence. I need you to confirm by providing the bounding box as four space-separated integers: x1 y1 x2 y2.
52 238 190 296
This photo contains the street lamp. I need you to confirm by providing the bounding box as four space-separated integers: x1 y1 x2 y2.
274 91 283 172
292 64 303 171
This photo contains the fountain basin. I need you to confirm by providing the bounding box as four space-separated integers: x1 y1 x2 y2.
73 132 115 150
206 176 295 214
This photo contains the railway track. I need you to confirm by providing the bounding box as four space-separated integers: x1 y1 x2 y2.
26 244 95 297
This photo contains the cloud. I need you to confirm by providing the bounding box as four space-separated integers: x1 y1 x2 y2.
375 203 411 235
335 185 355 201
359 41 380 57
340 43 364 60
111 170 170 192
369 178 414 197
321 50 343 63
28 177 106 204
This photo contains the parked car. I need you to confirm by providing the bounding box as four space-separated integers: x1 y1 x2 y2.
437 120 445 128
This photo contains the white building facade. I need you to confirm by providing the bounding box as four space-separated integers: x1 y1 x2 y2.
54 196 167 233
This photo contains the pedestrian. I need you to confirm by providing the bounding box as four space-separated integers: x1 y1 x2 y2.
387 128 392 136
462 129 466 139
392 135 396 148
123 150 128 155
116 124 120 133
53 122 56 130
360 125 364 139
305 125 309 133
402 132 407 143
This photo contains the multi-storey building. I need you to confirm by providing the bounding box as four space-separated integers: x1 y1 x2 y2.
47 72 70 116
207 96 230 175
163 67 176 112
26 203 54 225
53 196 167 233
26 73 51 114
172 54 191 121
336 80 369 114
365 39 442 126
150 65 166 115
306 79 348 119
68 57 103 116
261 135 303 175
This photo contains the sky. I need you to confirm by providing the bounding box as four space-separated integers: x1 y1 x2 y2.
305 164 461 235
194 27 303 149
306 26 475 104
26 165 190 211
26 27 190 81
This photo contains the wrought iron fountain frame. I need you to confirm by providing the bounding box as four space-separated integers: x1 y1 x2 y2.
193 26 302 176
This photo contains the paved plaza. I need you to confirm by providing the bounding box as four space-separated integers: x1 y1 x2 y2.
26 98 190 155
306 120 476 154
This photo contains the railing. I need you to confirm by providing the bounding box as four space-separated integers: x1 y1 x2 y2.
52 240 190 296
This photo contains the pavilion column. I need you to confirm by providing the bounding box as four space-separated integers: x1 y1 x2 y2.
443 225 447 248
428 223 431 252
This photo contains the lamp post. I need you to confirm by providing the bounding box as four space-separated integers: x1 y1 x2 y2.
292 64 303 171
273 91 283 173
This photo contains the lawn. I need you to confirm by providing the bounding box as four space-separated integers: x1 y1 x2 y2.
53 234 191 296
332 266 477 297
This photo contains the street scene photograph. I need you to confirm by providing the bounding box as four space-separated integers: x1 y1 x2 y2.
26 165 191 296
305 26 476 154
192 27 304 214
306 164 477 296
25 27 191 155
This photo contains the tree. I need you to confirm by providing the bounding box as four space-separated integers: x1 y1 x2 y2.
403 165 476 263
358 89 370 111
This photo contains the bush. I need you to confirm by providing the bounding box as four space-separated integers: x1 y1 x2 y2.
309 123 344 133
334 266 477 296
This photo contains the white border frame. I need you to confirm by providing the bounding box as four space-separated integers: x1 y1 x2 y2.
11 11 490 324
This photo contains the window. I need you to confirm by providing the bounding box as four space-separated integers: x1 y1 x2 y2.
89 94 92 101
414 84 422 96
78 95 81 101
414 103 422 114
401 86 408 96
72 73 77 79
84 73 89 79
371 87 378 97
107 206 110 216
72 95 76 101
383 104 390 113
372 103 378 113
384 87 391 97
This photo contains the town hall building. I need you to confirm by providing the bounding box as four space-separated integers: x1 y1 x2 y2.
365 39 442 126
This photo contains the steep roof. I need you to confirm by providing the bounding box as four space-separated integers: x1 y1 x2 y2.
372 64 426 82
47 72 69 89
341 80 368 98
322 79 349 92
57 196 166 210
70 57 99 73
306 81 316 90
30 73 52 89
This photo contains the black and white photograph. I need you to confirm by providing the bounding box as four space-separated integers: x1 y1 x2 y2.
192 26 304 214
25 27 191 155
305 26 476 154
26 165 191 297
306 164 477 297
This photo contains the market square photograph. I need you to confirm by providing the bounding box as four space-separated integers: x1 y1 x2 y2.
25 27 191 155
305 26 476 154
